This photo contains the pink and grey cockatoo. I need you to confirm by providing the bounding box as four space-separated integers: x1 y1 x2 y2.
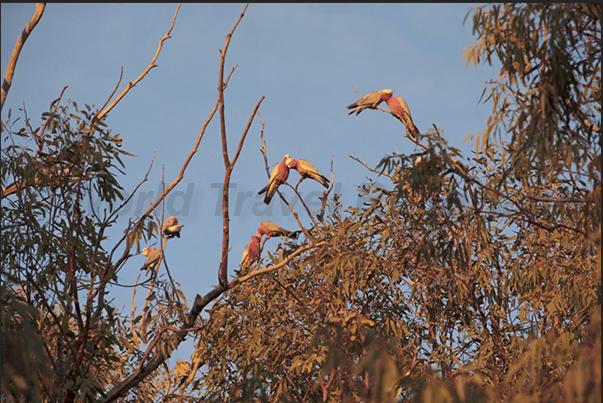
258 221 300 239
386 96 419 135
140 247 162 273
162 216 184 239
258 155 290 205
241 234 262 267
285 156 330 188
346 89 393 115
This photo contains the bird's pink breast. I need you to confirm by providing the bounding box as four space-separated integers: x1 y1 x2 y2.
387 97 403 115
278 161 290 181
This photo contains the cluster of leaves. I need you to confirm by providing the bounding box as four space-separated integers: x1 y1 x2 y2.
0 100 170 402
1 101 123 400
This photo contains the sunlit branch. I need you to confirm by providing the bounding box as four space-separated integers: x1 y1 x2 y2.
1 3 45 112
97 66 123 117
229 241 328 287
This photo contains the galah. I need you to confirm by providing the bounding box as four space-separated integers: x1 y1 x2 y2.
346 89 393 115
162 216 184 238
258 221 300 239
285 156 330 188
258 155 290 205
140 247 162 272
387 96 419 134
241 234 262 268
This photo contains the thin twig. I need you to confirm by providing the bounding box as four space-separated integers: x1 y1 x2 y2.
97 67 124 117
317 156 335 222
258 126 311 240
349 155 393 179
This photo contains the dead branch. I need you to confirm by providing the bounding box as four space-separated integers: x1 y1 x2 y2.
97 5 252 401
317 156 335 222
96 4 181 121
217 3 251 287
97 67 123 116
1 3 45 112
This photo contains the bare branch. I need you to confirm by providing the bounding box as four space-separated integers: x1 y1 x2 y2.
1 3 45 112
258 123 311 240
119 82 221 259
96 4 181 121
98 6 251 401
217 96 264 286
231 96 264 167
287 182 322 236
216 3 250 287
349 155 393 179
317 156 335 222
217 2 249 166
97 66 124 116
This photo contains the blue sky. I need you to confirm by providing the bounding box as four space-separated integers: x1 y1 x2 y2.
2 3 499 369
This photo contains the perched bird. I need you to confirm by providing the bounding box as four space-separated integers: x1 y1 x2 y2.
387 96 419 135
258 221 300 239
162 216 184 238
241 234 262 268
140 247 162 273
346 89 393 115
285 156 330 188
258 155 290 205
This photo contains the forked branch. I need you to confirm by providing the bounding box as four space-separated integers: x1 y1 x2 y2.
96 4 181 121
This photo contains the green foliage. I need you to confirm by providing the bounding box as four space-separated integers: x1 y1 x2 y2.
1 99 180 402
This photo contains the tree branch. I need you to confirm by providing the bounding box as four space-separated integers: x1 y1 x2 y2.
229 241 328 287
350 155 393 180
1 3 45 112
217 3 249 286
96 4 181 121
